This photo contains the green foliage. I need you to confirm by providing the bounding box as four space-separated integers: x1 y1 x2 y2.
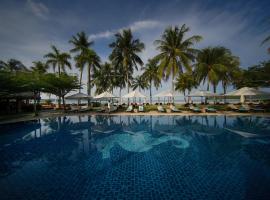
131 75 149 91
44 45 71 75
109 29 145 91
0 59 28 72
234 61 270 88
175 72 198 95
31 61 49 74
194 46 240 93
154 24 202 86
92 62 115 94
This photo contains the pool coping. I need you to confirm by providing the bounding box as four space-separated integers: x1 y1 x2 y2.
0 111 270 125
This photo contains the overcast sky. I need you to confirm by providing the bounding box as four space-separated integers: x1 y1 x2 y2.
0 0 269 96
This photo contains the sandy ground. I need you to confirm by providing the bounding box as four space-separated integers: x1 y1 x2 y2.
0 110 270 125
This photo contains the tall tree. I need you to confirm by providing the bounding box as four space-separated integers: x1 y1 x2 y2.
0 59 27 72
109 29 145 96
92 62 114 94
69 31 94 92
131 75 149 92
154 24 202 91
141 58 161 103
175 72 198 102
31 61 49 74
44 45 72 76
79 48 100 97
195 46 232 93
218 55 241 94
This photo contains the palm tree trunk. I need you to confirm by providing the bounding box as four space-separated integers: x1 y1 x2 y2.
58 64 61 76
87 64 91 106
149 81 152 104
79 69 83 92
127 72 129 105
62 96 66 112
223 82 227 103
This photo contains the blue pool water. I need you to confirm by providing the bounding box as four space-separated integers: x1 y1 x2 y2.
0 115 270 200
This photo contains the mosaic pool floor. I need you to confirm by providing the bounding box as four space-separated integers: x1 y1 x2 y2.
0 115 270 199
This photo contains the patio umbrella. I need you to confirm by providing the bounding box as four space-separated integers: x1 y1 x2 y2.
94 91 117 99
225 87 270 103
188 90 218 104
66 92 91 105
122 91 146 103
154 90 178 103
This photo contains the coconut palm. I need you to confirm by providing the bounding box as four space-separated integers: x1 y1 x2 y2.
31 61 48 74
44 45 71 76
141 58 161 103
154 24 202 90
175 72 198 101
194 46 231 93
92 62 114 94
69 31 94 92
69 31 93 53
261 35 270 54
0 59 27 72
131 75 149 92
79 48 100 97
109 29 145 94
218 55 241 94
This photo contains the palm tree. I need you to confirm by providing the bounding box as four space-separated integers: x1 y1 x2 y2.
69 31 93 53
218 55 240 94
109 29 145 95
69 31 94 92
261 35 270 54
131 75 149 92
31 61 48 74
44 45 71 76
175 72 198 102
80 48 100 97
92 62 114 94
154 24 202 91
194 46 230 93
0 59 27 72
141 58 161 104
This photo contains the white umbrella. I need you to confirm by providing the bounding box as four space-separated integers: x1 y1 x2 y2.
94 91 117 99
154 90 179 103
66 92 91 99
188 90 218 97
225 87 270 96
188 90 218 104
66 92 91 105
122 91 146 98
154 90 176 97
226 87 270 103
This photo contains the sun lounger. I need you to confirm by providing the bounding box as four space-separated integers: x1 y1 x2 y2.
80 105 91 112
238 105 250 112
157 105 166 112
171 105 181 112
70 105 79 112
228 104 238 111
251 106 265 112
126 105 133 112
189 105 201 112
107 105 117 113
139 105 145 112
205 107 217 112
96 107 106 112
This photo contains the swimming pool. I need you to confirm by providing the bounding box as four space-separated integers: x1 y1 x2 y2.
0 115 270 199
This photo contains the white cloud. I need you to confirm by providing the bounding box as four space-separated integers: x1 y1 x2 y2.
27 0 49 20
89 20 162 40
